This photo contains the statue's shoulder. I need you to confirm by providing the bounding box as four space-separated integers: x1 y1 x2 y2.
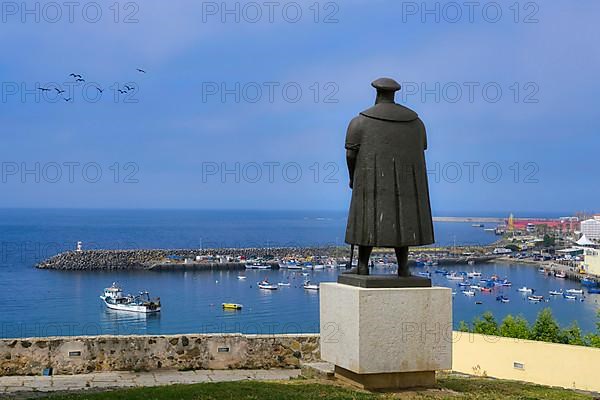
360 103 419 122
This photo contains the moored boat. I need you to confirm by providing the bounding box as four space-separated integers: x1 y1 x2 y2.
496 295 510 303
303 281 319 291
528 295 544 302
222 303 243 310
581 278 597 287
100 283 161 314
258 280 278 290
518 287 534 293
246 262 271 270
549 290 563 296
566 289 584 295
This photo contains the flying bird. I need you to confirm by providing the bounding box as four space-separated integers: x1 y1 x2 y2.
55 88 65 95
69 73 82 79
76 78 85 82
136 68 146 73
124 85 134 91
94 87 103 93
64 97 72 102
118 89 127 94
37 87 51 92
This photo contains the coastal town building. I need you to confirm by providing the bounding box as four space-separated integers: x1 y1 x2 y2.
581 217 600 240
583 248 600 276
507 216 579 234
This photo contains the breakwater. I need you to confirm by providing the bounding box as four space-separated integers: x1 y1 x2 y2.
35 248 339 271
36 248 499 271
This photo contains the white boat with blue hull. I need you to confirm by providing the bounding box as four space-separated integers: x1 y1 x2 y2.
100 283 161 314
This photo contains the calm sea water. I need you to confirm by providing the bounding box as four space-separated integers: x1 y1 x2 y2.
0 209 597 338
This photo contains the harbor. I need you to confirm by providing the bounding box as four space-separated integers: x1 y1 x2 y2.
3 209 600 339
6 260 599 339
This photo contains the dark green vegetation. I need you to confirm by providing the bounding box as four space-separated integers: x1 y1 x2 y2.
459 308 600 347
35 376 594 400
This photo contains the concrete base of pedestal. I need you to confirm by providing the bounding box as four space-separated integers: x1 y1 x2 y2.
334 366 435 391
319 283 452 390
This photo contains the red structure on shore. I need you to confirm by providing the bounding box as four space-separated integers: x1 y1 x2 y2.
508 216 579 233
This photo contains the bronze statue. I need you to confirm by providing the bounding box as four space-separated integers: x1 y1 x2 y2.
345 78 434 277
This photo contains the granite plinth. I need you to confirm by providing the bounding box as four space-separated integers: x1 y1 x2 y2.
337 274 431 288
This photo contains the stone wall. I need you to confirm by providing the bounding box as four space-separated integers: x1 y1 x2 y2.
0 334 320 376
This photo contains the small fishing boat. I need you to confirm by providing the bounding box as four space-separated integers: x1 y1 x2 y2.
549 290 563 296
470 285 483 291
467 272 482 278
566 289 584 295
501 280 512 287
518 287 533 293
528 295 544 302
458 282 470 287
246 263 270 270
222 303 243 310
481 287 493 293
258 280 278 290
538 268 545 273
287 262 303 270
447 273 464 281
496 295 510 303
588 288 600 294
462 290 475 297
563 293 577 300
237 275 247 280
418 272 431 277
581 278 597 287
100 283 161 313
301 272 310 277
278 282 291 287
475 301 483 305
303 281 319 291
435 269 448 275
555 271 567 279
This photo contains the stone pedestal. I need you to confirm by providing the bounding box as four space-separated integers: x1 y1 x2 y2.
319 283 452 391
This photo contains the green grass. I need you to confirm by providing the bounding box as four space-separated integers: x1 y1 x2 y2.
35 376 595 400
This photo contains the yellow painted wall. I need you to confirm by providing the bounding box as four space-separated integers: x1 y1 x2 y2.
584 249 600 276
452 332 600 392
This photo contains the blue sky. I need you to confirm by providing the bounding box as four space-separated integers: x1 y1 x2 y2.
1 0 599 215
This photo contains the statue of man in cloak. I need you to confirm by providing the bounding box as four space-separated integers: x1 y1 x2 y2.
345 78 435 277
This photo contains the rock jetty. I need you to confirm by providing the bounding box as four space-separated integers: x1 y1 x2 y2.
35 247 343 271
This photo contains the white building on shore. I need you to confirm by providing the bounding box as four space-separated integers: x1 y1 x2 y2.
580 216 600 240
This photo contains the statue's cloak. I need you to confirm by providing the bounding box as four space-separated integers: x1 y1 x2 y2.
345 103 435 247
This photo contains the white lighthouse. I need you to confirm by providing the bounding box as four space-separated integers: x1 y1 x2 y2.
76 241 83 252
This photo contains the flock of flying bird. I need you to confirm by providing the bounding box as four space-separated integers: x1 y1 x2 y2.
37 68 146 102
